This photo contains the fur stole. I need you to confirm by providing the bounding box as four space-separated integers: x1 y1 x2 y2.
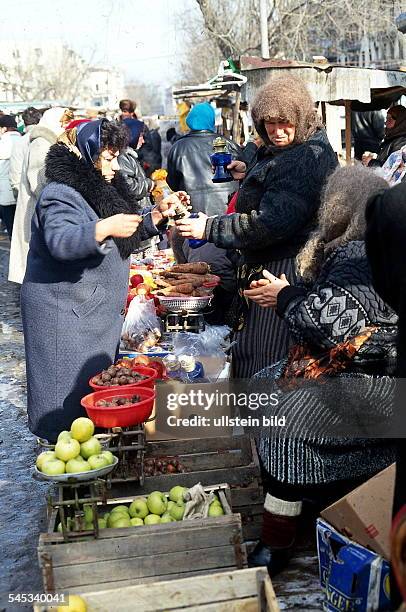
45 143 142 259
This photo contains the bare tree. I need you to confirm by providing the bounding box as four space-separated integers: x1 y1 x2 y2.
0 45 92 105
187 0 406 81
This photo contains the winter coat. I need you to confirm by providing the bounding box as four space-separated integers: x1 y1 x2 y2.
21 144 160 442
351 111 385 160
369 134 406 167
138 128 162 176
205 129 338 265
118 147 153 209
9 125 58 283
167 131 241 216
9 125 35 196
0 131 21 206
255 240 398 485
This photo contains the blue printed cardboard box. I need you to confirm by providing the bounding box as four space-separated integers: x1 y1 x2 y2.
317 518 391 611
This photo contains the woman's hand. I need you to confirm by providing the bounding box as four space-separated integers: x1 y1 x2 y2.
243 271 290 308
362 152 374 166
175 212 208 239
227 160 246 180
95 213 142 242
152 191 191 225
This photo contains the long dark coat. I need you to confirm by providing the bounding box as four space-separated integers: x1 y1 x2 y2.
21 144 159 442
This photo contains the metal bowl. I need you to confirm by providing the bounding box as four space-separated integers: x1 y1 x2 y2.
32 456 118 483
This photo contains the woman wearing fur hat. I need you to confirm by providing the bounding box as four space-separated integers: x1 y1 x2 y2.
176 76 338 377
21 119 187 442
244 165 397 575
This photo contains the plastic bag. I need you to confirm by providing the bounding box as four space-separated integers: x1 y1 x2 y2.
172 325 231 358
121 296 161 352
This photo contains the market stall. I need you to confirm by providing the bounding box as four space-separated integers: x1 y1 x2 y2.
240 56 406 163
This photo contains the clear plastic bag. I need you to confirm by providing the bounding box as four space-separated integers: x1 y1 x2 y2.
172 325 231 358
121 296 162 352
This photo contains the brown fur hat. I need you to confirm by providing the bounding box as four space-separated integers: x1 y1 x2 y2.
251 74 322 146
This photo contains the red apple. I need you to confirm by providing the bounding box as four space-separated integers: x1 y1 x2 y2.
130 274 144 288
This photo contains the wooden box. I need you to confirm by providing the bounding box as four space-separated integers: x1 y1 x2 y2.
39 484 246 594
110 434 264 542
34 567 279 612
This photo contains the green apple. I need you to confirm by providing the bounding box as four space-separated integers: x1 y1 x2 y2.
129 498 149 519
169 486 188 503
169 500 185 521
57 430 72 442
208 502 224 517
101 450 115 465
112 516 131 528
160 512 176 523
167 500 176 512
108 512 130 528
147 491 167 516
80 436 102 459
83 504 95 523
110 505 130 515
41 458 66 476
36 451 56 471
70 417 94 442
55 438 81 462
103 512 110 522
65 457 91 473
130 517 144 526
98 518 107 529
144 514 161 525
88 454 110 470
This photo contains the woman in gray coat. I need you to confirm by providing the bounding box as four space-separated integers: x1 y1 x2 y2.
21 119 186 442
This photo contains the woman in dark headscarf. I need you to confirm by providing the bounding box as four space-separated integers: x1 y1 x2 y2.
176 76 338 377
21 119 188 442
118 117 153 209
363 105 406 167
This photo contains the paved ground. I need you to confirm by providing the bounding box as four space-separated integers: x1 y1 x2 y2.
0 233 324 611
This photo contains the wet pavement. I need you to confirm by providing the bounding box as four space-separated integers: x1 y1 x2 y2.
0 234 323 611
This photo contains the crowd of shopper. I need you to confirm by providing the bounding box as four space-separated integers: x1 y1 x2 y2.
1 79 406 604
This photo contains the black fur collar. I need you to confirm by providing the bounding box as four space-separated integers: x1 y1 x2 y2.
45 143 141 259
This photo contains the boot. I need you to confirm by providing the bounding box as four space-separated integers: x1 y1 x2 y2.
248 493 302 577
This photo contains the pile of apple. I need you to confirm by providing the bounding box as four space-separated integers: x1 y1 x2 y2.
36 417 115 476
91 486 225 530
127 272 166 316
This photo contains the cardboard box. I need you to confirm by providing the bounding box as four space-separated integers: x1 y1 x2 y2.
317 518 391 611
321 464 395 559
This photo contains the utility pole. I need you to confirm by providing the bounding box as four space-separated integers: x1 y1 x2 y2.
260 0 270 59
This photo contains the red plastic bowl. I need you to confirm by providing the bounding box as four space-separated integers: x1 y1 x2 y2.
89 365 157 391
81 386 156 428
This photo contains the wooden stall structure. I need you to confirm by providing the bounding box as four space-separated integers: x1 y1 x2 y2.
240 56 406 164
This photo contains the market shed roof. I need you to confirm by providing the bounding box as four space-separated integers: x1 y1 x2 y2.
240 56 406 110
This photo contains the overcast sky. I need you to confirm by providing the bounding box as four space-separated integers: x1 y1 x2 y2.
1 0 196 84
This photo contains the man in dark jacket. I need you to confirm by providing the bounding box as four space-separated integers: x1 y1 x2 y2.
351 110 385 160
167 102 240 216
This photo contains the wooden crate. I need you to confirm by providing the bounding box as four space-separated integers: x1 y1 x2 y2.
39 484 247 594
110 434 264 542
34 567 279 612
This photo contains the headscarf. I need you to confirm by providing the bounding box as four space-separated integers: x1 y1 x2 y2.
251 75 322 147
186 102 215 132
39 107 69 137
76 119 106 165
122 118 145 148
385 105 406 141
